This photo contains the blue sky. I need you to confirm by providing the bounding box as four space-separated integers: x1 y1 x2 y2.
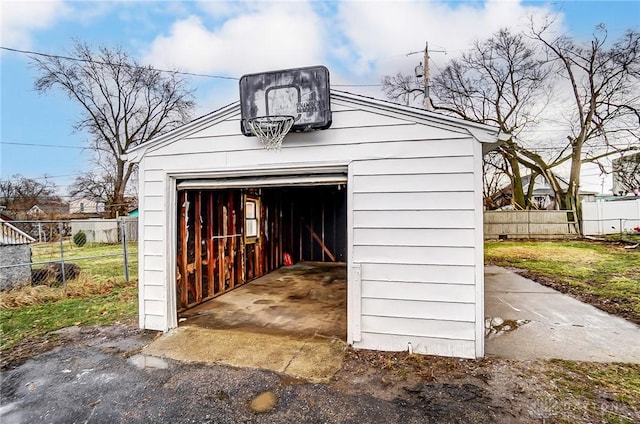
1 0 639 196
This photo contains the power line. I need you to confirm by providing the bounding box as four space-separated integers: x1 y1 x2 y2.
0 141 85 149
333 83 384 87
1 45 386 88
0 46 239 81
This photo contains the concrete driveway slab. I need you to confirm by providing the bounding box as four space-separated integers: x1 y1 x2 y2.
143 326 345 383
485 266 640 363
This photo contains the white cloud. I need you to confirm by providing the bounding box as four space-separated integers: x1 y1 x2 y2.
0 0 72 48
332 0 562 78
195 0 262 19
141 0 565 87
141 2 325 77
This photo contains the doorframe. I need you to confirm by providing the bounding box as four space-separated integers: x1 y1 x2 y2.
165 164 350 332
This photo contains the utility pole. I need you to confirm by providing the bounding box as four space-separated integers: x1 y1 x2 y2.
408 42 445 111
423 42 432 111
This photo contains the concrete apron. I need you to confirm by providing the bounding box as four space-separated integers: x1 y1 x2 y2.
485 266 640 363
143 264 347 383
143 327 345 383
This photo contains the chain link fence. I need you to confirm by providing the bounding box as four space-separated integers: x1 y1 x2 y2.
1 218 137 291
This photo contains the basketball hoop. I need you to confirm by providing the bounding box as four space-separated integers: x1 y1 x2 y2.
247 115 295 151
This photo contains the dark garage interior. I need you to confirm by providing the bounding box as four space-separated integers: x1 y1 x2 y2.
176 183 347 313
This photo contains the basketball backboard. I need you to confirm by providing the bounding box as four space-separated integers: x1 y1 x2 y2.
239 66 332 136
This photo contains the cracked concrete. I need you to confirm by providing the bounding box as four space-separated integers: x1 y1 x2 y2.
143 264 347 382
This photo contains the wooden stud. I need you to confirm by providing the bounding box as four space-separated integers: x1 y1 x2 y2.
179 191 189 309
228 190 235 289
194 191 202 303
298 206 303 261
309 202 314 260
218 196 225 294
240 193 245 283
331 191 338 264
207 192 215 296
303 219 336 262
277 194 283 268
321 197 325 262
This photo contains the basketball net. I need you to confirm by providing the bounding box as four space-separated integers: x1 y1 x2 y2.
247 115 294 151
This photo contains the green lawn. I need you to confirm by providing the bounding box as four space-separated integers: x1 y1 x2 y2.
0 241 138 350
31 241 138 282
485 240 640 324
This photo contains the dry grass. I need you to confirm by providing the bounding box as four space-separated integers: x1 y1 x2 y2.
487 244 605 263
0 276 119 309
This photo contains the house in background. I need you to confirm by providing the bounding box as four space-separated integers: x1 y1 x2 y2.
26 202 69 220
69 197 105 217
612 152 640 196
487 174 596 210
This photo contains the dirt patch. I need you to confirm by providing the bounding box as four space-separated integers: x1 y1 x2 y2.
512 268 640 325
0 318 152 371
331 348 640 423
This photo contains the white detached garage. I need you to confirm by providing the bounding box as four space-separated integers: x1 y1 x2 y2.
127 85 506 359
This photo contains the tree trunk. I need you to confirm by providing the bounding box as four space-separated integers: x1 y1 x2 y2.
505 148 526 209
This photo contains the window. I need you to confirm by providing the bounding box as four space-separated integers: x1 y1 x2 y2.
79 202 84 212
245 199 259 242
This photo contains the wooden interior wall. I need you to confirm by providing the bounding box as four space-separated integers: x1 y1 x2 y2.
279 186 347 263
176 185 346 312
244 189 283 282
176 189 244 311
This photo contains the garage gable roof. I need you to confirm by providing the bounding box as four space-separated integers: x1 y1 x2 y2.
126 90 507 163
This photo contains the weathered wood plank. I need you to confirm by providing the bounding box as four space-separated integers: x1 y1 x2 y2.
303 220 336 262
194 192 202 303
207 192 215 296
228 191 236 289
179 191 188 309
217 197 225 294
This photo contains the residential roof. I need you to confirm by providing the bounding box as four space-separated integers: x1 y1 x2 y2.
126 89 508 162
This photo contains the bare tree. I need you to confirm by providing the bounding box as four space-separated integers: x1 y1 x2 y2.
382 26 640 223
0 174 60 219
530 23 640 227
430 28 553 209
612 152 640 195
33 42 195 217
68 149 137 216
381 72 424 106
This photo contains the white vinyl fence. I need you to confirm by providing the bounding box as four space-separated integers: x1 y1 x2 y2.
582 198 640 236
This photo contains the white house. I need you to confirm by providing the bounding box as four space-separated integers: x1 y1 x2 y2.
69 197 105 215
127 90 507 359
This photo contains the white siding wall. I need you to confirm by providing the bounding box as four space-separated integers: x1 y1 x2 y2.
136 95 485 358
349 154 479 358
137 162 169 330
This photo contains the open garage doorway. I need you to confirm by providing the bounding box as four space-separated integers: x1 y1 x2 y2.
174 179 348 340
